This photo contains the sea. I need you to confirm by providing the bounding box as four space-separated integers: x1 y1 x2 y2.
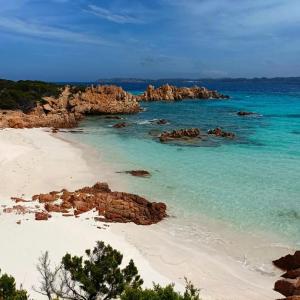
62 78 300 273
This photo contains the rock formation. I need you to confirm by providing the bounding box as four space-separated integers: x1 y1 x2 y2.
5 182 167 225
122 170 151 177
208 127 235 138
159 128 200 142
137 84 229 101
273 251 300 299
237 111 256 116
113 122 128 128
0 85 140 129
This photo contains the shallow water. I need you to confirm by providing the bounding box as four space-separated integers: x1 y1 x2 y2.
65 86 300 271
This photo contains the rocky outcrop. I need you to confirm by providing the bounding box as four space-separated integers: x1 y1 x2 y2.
137 84 229 101
208 127 235 138
237 111 255 116
159 128 200 142
273 251 300 299
8 182 167 225
122 170 151 177
0 85 140 129
113 122 128 128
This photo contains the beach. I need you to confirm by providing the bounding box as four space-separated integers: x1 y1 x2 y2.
0 128 282 299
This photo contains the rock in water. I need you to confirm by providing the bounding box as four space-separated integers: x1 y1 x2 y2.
123 170 151 177
208 127 235 138
137 84 229 101
159 128 200 142
113 122 128 128
237 111 256 116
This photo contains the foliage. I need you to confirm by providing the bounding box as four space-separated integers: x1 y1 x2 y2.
0 269 28 300
0 79 62 112
36 241 143 300
121 279 201 300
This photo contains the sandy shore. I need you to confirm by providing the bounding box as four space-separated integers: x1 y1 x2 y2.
0 128 281 299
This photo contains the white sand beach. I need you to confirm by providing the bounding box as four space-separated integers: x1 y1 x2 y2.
0 128 281 300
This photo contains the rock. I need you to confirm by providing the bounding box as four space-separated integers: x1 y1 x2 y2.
36 193 58 203
113 122 128 128
274 251 300 298
283 269 300 279
137 84 229 101
0 85 140 129
274 278 300 297
156 119 168 125
273 251 300 271
123 170 151 177
208 127 235 139
159 128 200 142
104 115 122 119
25 182 167 225
52 127 59 133
35 212 50 221
237 111 255 116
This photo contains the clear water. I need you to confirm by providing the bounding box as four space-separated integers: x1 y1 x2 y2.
66 85 300 249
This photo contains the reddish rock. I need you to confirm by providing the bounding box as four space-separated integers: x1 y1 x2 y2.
35 212 50 221
123 170 151 177
159 128 200 142
137 84 229 101
283 269 300 280
36 193 58 203
113 122 128 128
208 127 235 139
274 279 300 297
273 252 300 271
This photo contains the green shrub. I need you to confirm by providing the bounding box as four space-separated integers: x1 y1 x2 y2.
0 270 28 300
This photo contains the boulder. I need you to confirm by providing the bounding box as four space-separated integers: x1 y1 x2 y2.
113 122 128 128
208 127 235 139
123 170 151 177
159 128 200 142
35 212 50 221
237 111 255 116
273 252 300 271
274 279 300 297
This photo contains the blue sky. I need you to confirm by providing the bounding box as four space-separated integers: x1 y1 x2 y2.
0 0 300 81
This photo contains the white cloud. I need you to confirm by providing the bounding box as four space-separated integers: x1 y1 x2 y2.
86 4 143 24
0 17 113 46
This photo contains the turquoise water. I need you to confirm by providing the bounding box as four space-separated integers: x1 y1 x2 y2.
67 90 300 246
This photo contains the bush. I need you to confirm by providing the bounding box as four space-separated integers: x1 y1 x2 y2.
36 241 143 300
0 79 62 112
0 270 28 300
121 280 201 300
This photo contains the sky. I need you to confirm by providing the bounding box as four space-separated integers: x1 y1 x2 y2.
0 0 300 81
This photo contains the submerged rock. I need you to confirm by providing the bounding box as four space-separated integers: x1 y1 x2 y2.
237 111 256 116
113 122 128 128
208 127 235 139
122 170 151 177
156 119 168 125
159 128 200 142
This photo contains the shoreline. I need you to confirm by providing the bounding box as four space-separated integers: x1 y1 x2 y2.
0 128 286 299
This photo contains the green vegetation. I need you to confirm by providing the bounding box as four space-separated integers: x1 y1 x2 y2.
0 270 28 300
121 281 200 300
2 241 200 299
0 79 62 112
